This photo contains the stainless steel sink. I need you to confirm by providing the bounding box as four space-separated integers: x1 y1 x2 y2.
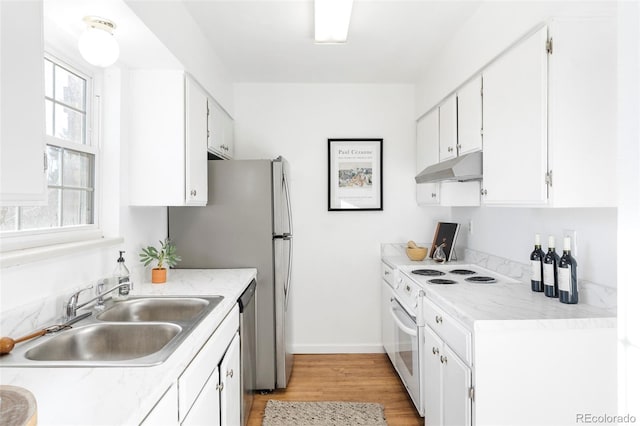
25 323 181 362
96 297 220 322
0 295 225 367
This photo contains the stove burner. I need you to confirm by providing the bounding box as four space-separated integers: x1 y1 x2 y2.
428 278 458 285
411 269 445 277
465 276 497 283
449 269 476 275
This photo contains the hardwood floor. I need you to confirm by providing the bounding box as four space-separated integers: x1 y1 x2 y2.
247 354 422 426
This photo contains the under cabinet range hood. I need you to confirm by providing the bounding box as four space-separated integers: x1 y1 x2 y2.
415 151 483 183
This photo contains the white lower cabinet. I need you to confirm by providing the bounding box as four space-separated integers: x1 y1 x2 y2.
219 333 241 426
441 346 472 426
380 263 397 366
183 333 241 426
142 305 240 425
422 294 617 426
423 301 472 426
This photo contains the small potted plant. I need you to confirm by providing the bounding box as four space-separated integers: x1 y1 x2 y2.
139 238 181 283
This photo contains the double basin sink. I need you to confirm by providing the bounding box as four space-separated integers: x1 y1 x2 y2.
1 296 224 367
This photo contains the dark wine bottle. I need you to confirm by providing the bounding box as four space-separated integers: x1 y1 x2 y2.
530 234 545 292
543 236 560 298
558 237 578 304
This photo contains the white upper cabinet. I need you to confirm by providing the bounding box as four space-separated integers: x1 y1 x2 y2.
185 77 209 205
438 95 457 162
0 0 46 206
416 109 440 205
456 76 483 156
129 70 208 206
546 17 616 207
208 99 235 159
482 19 616 207
416 106 480 207
482 26 549 206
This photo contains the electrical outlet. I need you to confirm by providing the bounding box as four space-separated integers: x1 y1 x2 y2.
562 229 578 258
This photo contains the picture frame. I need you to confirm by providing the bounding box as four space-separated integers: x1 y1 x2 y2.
429 222 460 261
328 139 383 211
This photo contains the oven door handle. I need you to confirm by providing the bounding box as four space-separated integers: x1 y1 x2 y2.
390 304 418 337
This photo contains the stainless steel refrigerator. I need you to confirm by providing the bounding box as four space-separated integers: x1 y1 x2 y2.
168 157 293 390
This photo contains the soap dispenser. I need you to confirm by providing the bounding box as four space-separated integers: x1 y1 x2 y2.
113 251 132 301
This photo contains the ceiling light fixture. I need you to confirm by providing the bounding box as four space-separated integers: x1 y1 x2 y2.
314 0 354 44
78 16 120 67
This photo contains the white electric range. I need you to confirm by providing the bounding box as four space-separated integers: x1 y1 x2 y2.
399 264 520 288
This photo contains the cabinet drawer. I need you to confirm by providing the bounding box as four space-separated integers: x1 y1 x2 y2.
179 305 239 422
423 297 472 365
381 262 395 286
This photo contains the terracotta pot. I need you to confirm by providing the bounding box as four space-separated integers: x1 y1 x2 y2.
151 268 167 284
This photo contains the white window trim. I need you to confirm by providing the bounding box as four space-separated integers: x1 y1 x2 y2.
0 52 104 254
0 236 123 269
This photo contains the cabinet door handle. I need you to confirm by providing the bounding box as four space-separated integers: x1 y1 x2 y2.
431 193 437 198
226 369 234 378
432 347 439 355
216 383 224 392
440 355 448 365
190 190 197 197
435 315 443 324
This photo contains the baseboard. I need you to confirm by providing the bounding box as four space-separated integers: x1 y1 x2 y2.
291 344 385 354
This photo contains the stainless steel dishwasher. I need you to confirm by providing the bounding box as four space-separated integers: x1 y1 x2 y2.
238 279 257 426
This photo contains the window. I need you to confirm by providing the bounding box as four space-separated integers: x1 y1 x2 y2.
0 56 97 240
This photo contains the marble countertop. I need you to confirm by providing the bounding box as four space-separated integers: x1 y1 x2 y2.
382 249 616 332
0 268 256 425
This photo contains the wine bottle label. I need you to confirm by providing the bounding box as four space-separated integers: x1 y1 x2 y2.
543 263 555 286
558 266 571 292
531 260 541 280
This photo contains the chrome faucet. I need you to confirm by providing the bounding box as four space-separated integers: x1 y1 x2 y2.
66 280 133 319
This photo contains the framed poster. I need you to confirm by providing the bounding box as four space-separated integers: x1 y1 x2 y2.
328 139 383 211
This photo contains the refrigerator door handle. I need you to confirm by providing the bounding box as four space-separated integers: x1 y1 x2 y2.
282 166 293 236
284 237 293 309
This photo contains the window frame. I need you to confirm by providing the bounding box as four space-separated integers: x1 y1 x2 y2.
0 52 102 252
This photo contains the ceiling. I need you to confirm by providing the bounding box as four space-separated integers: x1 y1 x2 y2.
42 0 482 84
181 1 483 84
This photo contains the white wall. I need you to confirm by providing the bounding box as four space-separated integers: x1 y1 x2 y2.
452 207 617 287
234 83 445 352
452 207 616 287
617 0 640 415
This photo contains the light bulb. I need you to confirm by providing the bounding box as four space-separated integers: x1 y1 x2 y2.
78 17 120 68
